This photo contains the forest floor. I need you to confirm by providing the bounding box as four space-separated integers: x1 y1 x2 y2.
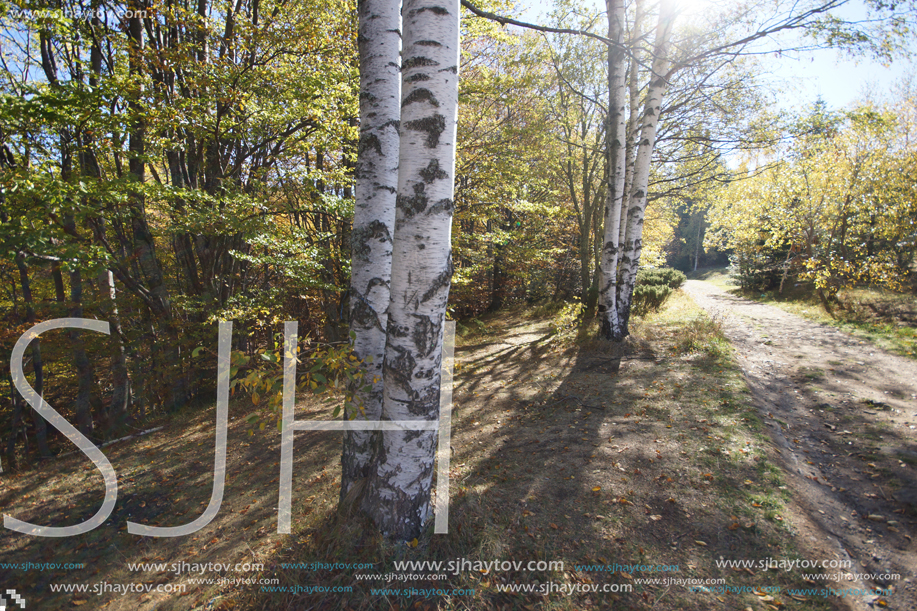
1 283 914 610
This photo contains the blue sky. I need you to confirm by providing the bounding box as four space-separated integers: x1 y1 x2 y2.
512 0 916 111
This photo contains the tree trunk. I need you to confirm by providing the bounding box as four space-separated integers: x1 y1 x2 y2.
341 0 401 500
126 2 187 411
362 0 460 540
616 0 676 337
51 264 95 437
14 255 51 457
100 270 131 427
598 0 628 339
6 375 24 468
83 31 132 429
619 0 644 251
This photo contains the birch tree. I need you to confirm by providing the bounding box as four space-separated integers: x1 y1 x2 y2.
341 0 401 500
597 0 628 339
464 0 915 341
613 0 676 337
361 0 461 539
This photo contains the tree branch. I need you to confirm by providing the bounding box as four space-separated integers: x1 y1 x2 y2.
461 0 618 49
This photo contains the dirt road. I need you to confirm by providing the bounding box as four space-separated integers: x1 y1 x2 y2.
684 279 917 610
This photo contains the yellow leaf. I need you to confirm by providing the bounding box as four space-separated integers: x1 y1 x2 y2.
591 486 601 492
409 538 419 548
252 392 260 404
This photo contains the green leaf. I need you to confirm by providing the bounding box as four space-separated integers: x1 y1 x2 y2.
246 413 259 424
192 346 204 357
332 405 341 418
312 373 327 384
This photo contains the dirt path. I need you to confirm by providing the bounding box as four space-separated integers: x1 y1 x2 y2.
684 279 917 610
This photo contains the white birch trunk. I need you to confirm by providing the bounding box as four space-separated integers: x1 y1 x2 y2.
598 0 628 340
619 0 644 252
617 0 675 335
362 0 460 540
99 269 131 425
342 0 402 499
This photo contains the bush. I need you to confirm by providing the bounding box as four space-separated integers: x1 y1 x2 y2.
549 300 585 335
632 283 673 316
631 267 686 315
637 267 687 290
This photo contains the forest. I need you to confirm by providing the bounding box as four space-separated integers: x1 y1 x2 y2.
1 0 916 609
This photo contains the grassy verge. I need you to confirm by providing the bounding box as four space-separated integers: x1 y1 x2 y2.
690 268 917 359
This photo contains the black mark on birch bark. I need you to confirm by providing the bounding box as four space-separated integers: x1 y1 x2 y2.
426 198 453 215
402 88 439 108
351 293 384 332
386 344 417 397
410 383 440 416
419 159 447 183
359 132 383 157
402 56 438 70
408 6 450 17
420 256 452 304
397 183 428 219
404 114 445 148
352 219 392 261
410 313 439 357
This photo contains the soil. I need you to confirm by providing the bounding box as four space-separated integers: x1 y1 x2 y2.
684 279 917 611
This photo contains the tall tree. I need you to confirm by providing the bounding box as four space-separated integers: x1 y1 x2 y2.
342 0 401 500
361 0 461 539
598 0 628 338
614 0 676 337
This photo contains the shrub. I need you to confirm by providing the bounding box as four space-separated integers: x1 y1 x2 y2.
632 284 673 316
549 300 585 335
637 267 687 290
631 267 686 315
